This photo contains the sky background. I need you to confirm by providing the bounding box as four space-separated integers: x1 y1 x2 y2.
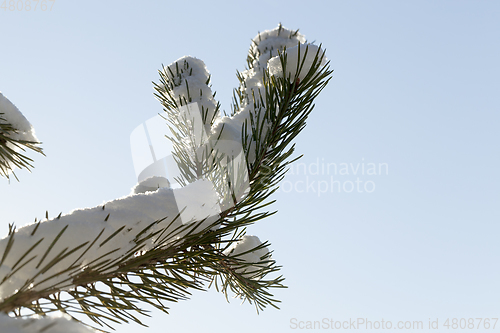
1 0 499 332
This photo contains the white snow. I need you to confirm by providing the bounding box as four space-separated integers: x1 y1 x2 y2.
210 26 326 166
223 235 270 275
161 56 219 128
0 92 39 174
0 180 220 301
250 26 306 69
268 44 327 82
0 92 37 143
0 312 96 333
132 175 171 194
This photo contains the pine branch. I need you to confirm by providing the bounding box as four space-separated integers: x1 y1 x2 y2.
0 25 332 332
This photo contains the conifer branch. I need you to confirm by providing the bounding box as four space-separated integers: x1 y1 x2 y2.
0 25 332 332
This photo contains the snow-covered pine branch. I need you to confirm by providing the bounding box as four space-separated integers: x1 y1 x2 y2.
0 93 43 180
0 24 332 332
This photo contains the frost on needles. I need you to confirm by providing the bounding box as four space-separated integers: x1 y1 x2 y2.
0 24 332 332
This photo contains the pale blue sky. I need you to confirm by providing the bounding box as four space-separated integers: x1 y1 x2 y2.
1 1 499 332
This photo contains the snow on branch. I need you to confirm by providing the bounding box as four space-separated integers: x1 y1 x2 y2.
0 93 37 144
0 92 43 180
0 180 219 302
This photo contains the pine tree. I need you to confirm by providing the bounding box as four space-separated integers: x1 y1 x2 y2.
0 25 332 332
